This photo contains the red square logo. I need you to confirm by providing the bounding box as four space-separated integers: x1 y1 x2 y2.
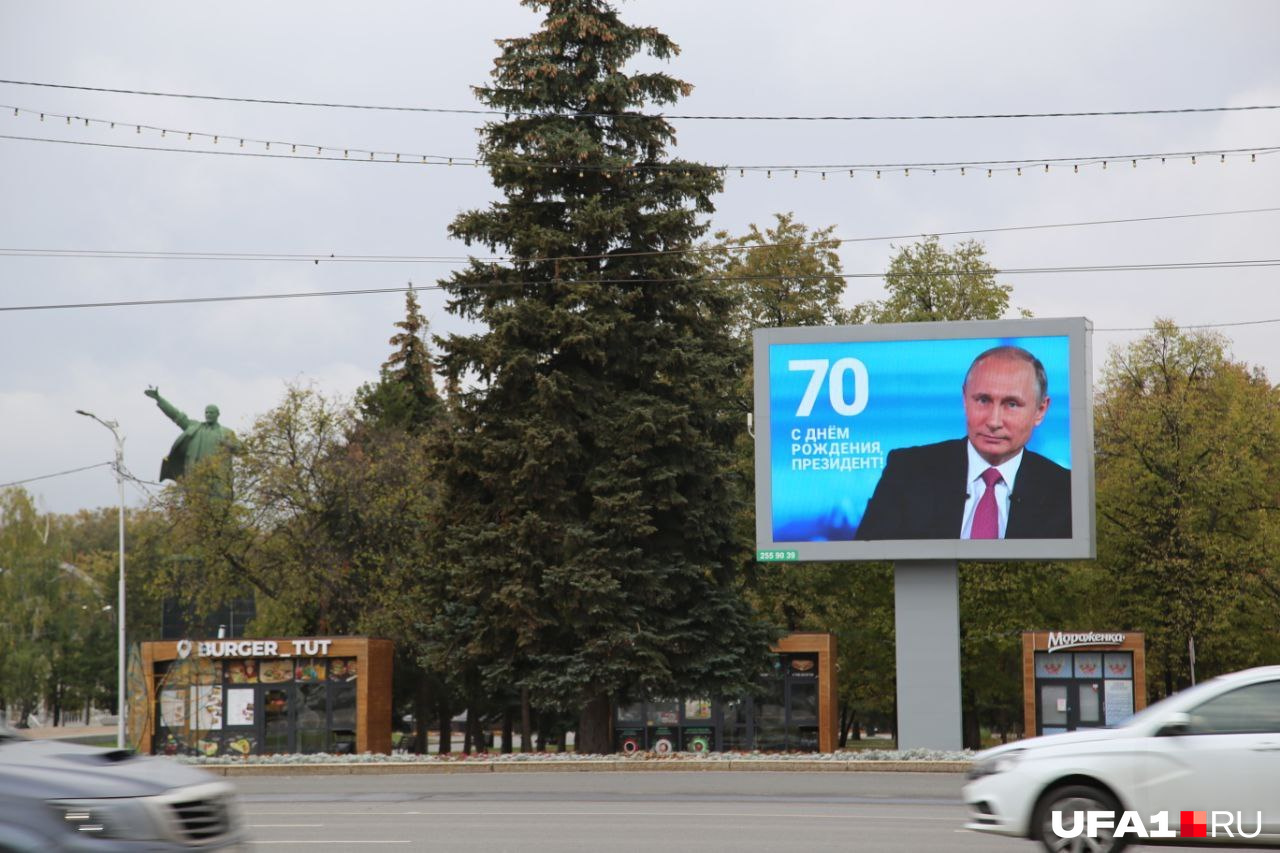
1181 811 1207 838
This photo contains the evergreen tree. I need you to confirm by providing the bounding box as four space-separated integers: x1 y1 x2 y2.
357 286 442 432
432 0 771 752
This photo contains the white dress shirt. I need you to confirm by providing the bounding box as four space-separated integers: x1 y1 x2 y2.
960 442 1024 539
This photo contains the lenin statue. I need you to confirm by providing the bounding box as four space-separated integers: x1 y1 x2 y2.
144 387 237 481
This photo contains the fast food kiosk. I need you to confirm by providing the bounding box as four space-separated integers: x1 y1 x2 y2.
614 632 838 753
138 636 392 756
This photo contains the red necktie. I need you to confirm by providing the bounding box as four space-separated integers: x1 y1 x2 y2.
971 467 1003 539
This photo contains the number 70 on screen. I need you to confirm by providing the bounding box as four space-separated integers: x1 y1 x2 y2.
788 359 869 417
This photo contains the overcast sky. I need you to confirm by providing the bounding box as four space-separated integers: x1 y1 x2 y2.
2 0 1278 515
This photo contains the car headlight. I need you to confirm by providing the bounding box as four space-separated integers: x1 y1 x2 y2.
50 798 159 841
966 748 1025 779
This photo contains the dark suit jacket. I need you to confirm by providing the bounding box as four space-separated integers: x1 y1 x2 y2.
854 438 1071 540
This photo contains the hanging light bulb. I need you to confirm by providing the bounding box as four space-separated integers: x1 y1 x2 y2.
239 139 244 148
875 170 881 179
821 171 826 180
1073 164 1078 173
187 132 192 141
293 145 298 153
1044 164 1049 173
987 169 992 178
1132 159 1137 168
1016 167 1022 176
767 170 772 179
960 167 965 176
1220 154 1226 164
343 149 349 158
1191 155 1197 165
135 125 141 134
793 170 798 178
848 170 854 178
265 141 271 150
213 136 219 144
65 115 70 125
160 129 166 137
739 168 744 177
1102 161 1107 170
904 168 909 177
1252 153 1257 162
39 113 44 121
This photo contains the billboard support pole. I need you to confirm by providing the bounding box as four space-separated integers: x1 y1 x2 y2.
894 561 963 751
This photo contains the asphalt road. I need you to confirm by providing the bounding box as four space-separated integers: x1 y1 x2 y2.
231 770 1022 852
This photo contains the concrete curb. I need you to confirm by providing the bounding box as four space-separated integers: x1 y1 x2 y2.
202 759 971 777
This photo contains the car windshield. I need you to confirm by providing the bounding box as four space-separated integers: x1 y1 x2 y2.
1116 677 1227 729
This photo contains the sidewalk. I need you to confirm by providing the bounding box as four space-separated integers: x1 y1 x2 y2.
20 724 116 741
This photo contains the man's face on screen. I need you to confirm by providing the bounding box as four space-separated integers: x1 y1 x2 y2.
963 355 1049 466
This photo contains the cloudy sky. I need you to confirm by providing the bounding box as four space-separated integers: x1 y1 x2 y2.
2 0 1277 515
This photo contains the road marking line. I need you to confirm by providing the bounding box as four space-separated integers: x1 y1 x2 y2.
249 823 326 828
243 810 958 821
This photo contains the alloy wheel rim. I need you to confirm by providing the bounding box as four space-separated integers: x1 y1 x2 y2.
1042 794 1114 853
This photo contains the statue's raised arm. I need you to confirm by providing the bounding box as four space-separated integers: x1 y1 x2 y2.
145 386 193 430
144 386 236 481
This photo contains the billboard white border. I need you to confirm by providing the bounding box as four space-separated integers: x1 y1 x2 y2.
752 317 1096 561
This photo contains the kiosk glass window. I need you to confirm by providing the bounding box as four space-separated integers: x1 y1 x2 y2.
1077 683 1101 725
1035 652 1071 679
1104 652 1132 679
722 697 750 751
1041 684 1069 730
264 687 291 753
331 685 357 754
298 681 328 753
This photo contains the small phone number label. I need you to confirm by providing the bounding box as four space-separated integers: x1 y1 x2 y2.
757 549 799 562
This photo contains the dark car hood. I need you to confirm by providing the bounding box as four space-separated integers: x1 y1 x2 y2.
0 738 214 799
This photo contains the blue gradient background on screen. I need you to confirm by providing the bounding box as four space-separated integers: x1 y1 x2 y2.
769 335 1071 541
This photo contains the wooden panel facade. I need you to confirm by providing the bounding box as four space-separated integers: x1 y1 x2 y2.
774 632 838 752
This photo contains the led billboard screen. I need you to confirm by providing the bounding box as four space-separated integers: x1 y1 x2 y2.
753 318 1095 561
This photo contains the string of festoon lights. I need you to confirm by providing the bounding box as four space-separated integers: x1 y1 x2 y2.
4 104 1278 179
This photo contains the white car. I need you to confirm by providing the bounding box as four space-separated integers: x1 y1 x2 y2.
963 665 1280 852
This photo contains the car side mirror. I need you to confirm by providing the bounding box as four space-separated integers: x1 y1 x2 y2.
1156 711 1192 737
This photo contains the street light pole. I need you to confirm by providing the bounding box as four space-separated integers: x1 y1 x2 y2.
76 410 126 750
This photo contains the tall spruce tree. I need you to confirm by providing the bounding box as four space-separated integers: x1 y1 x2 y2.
432 0 771 752
357 286 442 432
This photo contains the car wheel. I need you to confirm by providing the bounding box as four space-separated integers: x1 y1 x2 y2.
1032 784 1128 853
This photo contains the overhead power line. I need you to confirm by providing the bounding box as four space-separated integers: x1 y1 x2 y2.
3 129 1276 177
2 79 1277 121
0 461 113 489
3 205 1278 267
1 259 1277 313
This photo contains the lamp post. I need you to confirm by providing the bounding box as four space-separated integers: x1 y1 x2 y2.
76 410 126 750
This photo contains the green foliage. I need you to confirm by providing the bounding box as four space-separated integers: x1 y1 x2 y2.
702 212 851 341
163 384 439 638
1094 320 1280 694
854 236 1022 323
0 488 115 724
431 0 771 743
357 287 443 433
